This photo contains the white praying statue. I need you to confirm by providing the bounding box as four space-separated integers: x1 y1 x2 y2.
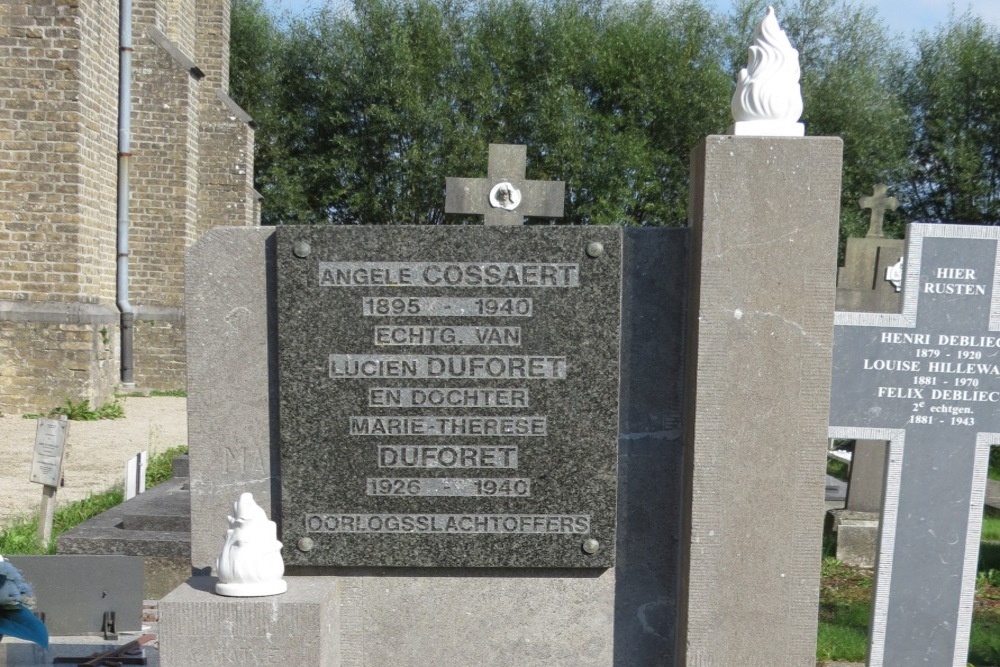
215 492 287 597
730 6 805 137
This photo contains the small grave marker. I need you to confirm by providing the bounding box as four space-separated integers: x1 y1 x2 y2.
445 144 565 225
124 451 147 501
829 223 1000 666
29 415 68 549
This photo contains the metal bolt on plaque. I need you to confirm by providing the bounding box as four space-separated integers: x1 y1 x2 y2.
582 538 600 554
296 537 314 552
586 242 604 258
293 241 311 259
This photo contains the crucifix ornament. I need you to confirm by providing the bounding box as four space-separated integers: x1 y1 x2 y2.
829 223 1000 666
445 144 565 225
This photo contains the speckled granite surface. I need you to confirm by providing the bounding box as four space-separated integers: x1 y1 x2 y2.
276 226 622 568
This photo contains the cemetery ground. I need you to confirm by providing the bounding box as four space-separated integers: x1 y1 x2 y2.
0 443 187 554
0 396 187 529
0 393 999 662
822 454 1000 664
818 536 1000 664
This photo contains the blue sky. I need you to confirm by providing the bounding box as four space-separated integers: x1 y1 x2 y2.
264 0 1000 36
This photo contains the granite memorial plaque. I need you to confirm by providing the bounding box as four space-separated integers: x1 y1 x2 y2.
277 226 621 568
829 223 1000 667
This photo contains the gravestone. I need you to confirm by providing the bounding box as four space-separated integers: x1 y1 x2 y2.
6 555 142 636
166 145 689 665
830 185 904 567
829 222 1000 666
859 183 897 240
161 133 843 666
837 184 904 315
57 456 191 599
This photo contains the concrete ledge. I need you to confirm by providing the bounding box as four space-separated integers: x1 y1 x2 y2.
0 300 118 324
58 479 191 559
159 576 339 666
122 482 191 532
216 89 255 128
134 305 184 323
147 26 204 80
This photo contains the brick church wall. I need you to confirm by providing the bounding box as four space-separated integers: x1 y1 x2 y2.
197 0 256 235
0 0 120 412
129 2 202 391
0 0 256 413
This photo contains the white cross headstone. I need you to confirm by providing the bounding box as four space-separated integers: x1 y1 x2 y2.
829 223 1000 666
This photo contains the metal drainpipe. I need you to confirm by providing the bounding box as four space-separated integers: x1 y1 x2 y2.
117 0 135 387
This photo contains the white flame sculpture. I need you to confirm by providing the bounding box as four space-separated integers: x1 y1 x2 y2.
730 6 804 137
215 492 287 597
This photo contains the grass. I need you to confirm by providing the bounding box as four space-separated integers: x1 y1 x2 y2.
819 540 1000 664
149 389 186 398
985 515 1000 543
817 559 872 662
116 389 187 398
22 398 125 421
0 445 187 555
817 609 869 662
145 444 187 487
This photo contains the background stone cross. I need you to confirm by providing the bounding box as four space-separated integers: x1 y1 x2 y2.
445 144 565 225
829 223 1000 666
860 183 898 238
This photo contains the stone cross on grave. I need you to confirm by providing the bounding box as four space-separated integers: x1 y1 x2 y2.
829 223 1000 666
445 144 565 225
860 183 898 238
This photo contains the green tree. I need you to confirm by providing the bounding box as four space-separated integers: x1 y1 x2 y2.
230 0 313 223
900 14 1000 224
230 0 732 226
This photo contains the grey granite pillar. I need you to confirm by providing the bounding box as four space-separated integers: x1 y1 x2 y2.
680 135 843 665
185 227 279 571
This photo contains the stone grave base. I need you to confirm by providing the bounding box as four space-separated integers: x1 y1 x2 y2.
158 577 339 666
158 572 616 666
0 633 159 667
828 509 879 568
57 457 191 599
